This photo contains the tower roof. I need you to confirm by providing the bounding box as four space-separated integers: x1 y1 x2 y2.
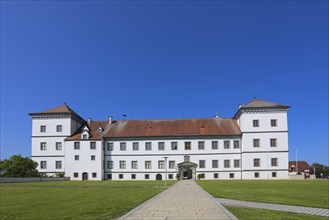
243 98 290 108
233 98 290 119
29 103 85 122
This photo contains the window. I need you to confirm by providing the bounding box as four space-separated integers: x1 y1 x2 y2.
253 139 260 148
75 155 79 160
234 159 240 168
107 174 112 179
229 173 234 178
56 142 62 151
40 142 47 151
107 143 113 151
74 173 78 178
145 161 151 169
271 158 278 167
224 141 230 149
168 174 173 179
40 161 47 169
212 160 218 168
92 173 97 178
271 119 277 127
214 173 219 179
254 172 259 178
74 142 80 150
90 142 96 149
55 161 62 169
185 142 191 150
199 174 205 179
131 174 136 179
254 159 260 167
132 161 138 169
145 142 152 151
119 161 126 169
120 142 126 151
234 140 240 149
272 172 277 178
171 142 178 150
119 174 123 179
253 120 259 127
198 141 205 150
133 142 139 151
212 141 218 150
145 174 149 179
169 161 175 169
158 142 165 151
158 160 164 169
270 139 277 147
224 160 230 168
199 160 205 168
40 125 46 132
56 125 62 132
107 161 113 169
91 155 95 160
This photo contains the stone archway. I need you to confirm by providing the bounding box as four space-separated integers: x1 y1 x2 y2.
156 174 162 180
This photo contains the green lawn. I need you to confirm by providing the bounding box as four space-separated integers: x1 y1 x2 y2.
197 180 329 209
0 180 175 219
225 205 329 220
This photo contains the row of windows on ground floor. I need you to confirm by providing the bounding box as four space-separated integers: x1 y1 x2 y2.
106 158 279 170
102 172 280 180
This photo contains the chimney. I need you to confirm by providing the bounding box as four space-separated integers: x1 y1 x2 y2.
109 116 113 124
87 118 92 124
215 113 220 120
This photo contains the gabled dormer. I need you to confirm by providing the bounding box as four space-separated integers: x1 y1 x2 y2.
81 125 91 139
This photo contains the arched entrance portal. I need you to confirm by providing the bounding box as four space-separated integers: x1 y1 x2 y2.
177 156 198 180
156 174 162 180
82 172 88 181
183 168 193 179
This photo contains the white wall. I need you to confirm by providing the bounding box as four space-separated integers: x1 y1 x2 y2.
65 140 103 180
104 138 243 180
32 156 65 174
238 111 288 132
32 118 72 136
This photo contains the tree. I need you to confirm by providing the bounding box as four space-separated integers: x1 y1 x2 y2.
0 154 40 177
310 163 329 178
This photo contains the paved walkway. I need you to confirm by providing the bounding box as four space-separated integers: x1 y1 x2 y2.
119 180 237 220
216 198 329 217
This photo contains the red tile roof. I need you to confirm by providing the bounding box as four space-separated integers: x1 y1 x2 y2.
234 98 290 119
243 98 290 108
41 104 76 114
29 104 85 122
105 118 241 138
288 161 311 173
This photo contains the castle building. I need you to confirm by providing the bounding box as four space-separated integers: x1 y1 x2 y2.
29 98 290 180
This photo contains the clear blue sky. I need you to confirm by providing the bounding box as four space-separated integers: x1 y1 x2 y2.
1 1 328 165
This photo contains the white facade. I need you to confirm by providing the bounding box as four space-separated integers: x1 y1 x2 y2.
30 99 290 180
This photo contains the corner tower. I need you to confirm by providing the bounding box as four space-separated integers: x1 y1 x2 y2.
29 104 85 175
234 98 290 179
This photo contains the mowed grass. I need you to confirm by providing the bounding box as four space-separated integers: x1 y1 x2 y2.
0 181 175 219
197 180 329 208
224 205 329 220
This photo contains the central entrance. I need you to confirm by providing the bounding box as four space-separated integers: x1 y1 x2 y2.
182 168 193 179
177 155 198 180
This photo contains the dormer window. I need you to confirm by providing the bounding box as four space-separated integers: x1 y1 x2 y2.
98 127 103 132
81 126 90 139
